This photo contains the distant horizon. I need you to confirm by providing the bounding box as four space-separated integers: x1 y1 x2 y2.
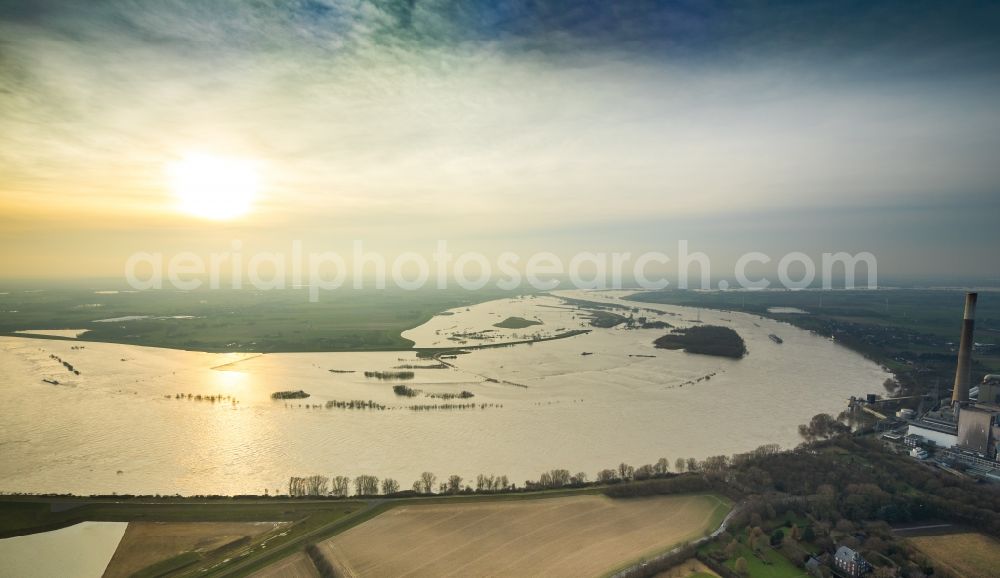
2 274 998 289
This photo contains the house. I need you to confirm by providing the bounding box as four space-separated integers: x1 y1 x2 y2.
834 545 872 577
805 555 823 577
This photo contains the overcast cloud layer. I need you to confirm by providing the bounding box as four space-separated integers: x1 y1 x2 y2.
1 1 999 279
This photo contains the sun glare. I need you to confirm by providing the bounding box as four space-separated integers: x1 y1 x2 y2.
168 153 259 220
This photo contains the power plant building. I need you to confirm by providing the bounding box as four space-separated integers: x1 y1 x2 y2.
957 406 997 458
907 377 1000 462
907 414 959 447
977 375 1000 406
904 293 1000 466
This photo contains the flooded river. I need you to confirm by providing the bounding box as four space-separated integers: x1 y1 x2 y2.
0 291 889 495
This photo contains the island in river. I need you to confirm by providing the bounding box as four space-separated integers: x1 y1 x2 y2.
653 325 748 359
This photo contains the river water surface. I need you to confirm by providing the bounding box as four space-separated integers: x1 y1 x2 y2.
0 291 889 495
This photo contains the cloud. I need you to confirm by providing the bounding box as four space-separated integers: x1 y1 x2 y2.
1 1 999 277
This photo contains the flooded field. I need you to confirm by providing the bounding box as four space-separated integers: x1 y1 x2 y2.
12 329 90 338
0 291 889 496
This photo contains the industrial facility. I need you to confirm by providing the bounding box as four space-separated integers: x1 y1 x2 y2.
867 293 1000 480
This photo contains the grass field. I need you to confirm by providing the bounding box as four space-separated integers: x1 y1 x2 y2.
314 494 730 578
722 542 805 578
909 531 1000 578
699 531 807 578
0 286 519 352
103 521 286 578
0 499 360 538
0 497 364 578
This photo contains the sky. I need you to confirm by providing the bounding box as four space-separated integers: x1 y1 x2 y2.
1 0 999 282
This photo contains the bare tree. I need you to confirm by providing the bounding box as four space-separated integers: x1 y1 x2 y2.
686 457 699 472
702 455 729 475
596 468 619 483
618 462 634 480
675 458 686 473
306 475 329 496
331 475 351 497
446 475 463 494
655 457 670 475
634 464 655 480
572 471 588 484
288 476 307 497
549 469 571 487
381 478 400 495
418 471 437 494
354 475 379 496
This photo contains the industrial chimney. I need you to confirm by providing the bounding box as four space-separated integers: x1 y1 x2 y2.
952 292 978 405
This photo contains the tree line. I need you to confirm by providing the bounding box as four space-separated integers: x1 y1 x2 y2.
283 450 751 498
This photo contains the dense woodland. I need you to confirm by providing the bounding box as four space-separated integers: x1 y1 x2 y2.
654 325 748 359
613 423 1000 577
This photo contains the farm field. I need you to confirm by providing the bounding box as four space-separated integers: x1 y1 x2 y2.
314 493 730 578
103 521 286 578
248 551 321 578
908 531 1000 578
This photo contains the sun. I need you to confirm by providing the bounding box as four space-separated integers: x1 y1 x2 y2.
168 153 259 220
